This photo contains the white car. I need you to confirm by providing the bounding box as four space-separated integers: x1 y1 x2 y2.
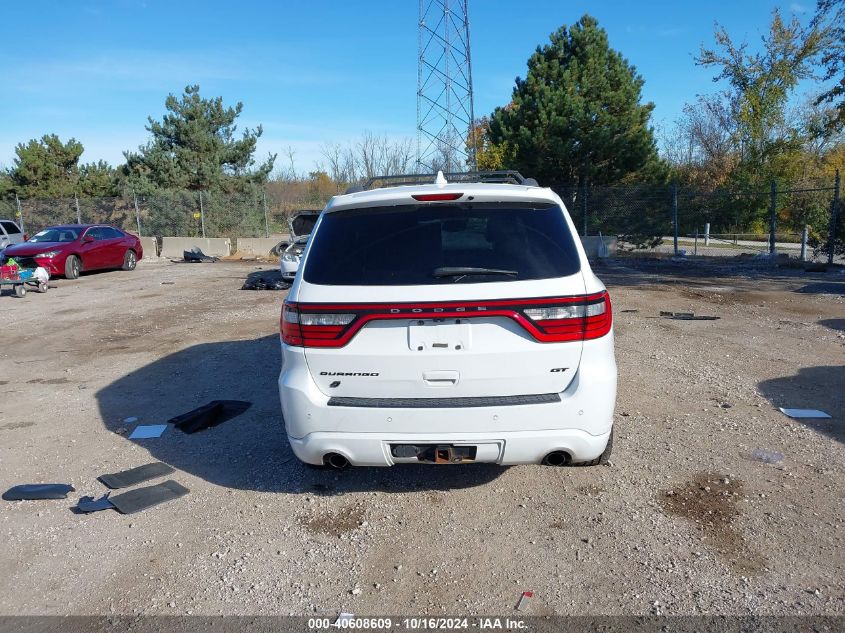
0 219 25 251
278 171 616 468
279 210 321 281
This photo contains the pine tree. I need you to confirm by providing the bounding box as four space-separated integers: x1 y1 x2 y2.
489 15 661 190
123 85 276 194
9 135 84 197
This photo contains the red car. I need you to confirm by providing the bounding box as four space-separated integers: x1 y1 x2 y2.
1 224 143 279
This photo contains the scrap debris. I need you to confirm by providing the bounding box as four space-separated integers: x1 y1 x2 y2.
128 424 168 439
3 483 75 501
98 462 175 489
242 275 290 291
515 591 533 611
778 408 832 419
660 311 720 321
77 480 189 514
182 248 218 263
169 400 252 434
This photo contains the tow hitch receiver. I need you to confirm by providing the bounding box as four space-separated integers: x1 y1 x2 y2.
430 445 476 463
390 444 478 463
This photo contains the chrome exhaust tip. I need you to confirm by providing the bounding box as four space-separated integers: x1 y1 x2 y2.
542 451 570 466
324 452 350 469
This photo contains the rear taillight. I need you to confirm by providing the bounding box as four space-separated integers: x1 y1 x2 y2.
280 291 612 348
282 303 356 347
522 292 612 342
23 234 29 241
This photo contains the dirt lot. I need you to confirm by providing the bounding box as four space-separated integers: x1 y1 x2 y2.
0 258 842 617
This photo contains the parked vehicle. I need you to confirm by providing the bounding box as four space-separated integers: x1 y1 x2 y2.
278 171 617 468
0 224 143 279
0 219 25 251
280 210 321 281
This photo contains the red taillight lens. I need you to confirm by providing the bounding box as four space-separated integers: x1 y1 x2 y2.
23 234 29 241
522 291 612 342
280 292 612 348
281 304 303 346
281 302 356 347
411 193 463 201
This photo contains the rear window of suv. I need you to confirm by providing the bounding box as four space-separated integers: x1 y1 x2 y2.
303 202 581 285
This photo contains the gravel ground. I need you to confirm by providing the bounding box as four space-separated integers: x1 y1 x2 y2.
0 258 842 617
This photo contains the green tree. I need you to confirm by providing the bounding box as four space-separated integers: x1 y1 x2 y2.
0 170 12 197
4 135 118 199
9 134 84 197
78 160 119 197
467 117 513 171
489 15 661 190
696 9 827 183
123 85 276 194
812 0 845 130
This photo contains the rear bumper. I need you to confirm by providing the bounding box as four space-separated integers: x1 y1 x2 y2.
278 333 617 466
288 428 611 466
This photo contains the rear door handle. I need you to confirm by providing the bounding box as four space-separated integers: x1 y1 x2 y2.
423 370 459 386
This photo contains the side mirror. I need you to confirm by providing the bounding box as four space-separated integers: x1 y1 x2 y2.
82 235 94 243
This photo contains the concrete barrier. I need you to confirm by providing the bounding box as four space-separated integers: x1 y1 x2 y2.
580 236 618 259
160 237 231 259
236 237 287 256
139 236 158 258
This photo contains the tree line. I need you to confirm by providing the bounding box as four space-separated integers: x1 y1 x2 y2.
1 3 842 242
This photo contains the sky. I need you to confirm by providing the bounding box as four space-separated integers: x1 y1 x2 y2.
0 0 824 174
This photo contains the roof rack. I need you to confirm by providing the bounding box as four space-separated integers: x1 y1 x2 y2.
344 170 538 194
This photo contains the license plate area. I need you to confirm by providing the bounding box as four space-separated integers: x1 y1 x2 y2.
390 444 477 463
408 319 472 352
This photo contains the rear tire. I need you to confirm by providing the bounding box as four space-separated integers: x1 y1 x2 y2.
122 249 137 271
65 255 81 279
576 427 613 466
14 284 26 298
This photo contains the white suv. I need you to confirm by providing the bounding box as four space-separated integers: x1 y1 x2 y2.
278 172 616 468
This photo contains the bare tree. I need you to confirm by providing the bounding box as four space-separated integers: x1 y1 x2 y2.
320 133 415 185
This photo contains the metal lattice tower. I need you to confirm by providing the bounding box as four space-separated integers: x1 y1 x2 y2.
416 0 476 173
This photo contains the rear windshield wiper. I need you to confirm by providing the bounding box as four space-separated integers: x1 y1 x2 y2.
432 267 519 280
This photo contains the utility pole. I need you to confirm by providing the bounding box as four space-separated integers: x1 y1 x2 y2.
199 191 206 239
15 194 24 235
672 185 679 256
829 170 840 265
768 180 777 257
262 191 270 239
133 193 142 236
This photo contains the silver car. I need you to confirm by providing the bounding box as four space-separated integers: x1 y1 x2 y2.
280 210 321 281
0 220 25 251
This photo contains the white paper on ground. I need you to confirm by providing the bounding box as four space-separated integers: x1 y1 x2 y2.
779 408 832 419
128 424 168 439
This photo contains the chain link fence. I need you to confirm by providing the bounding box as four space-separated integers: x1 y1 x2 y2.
1 174 841 263
0 188 327 243
561 175 842 263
